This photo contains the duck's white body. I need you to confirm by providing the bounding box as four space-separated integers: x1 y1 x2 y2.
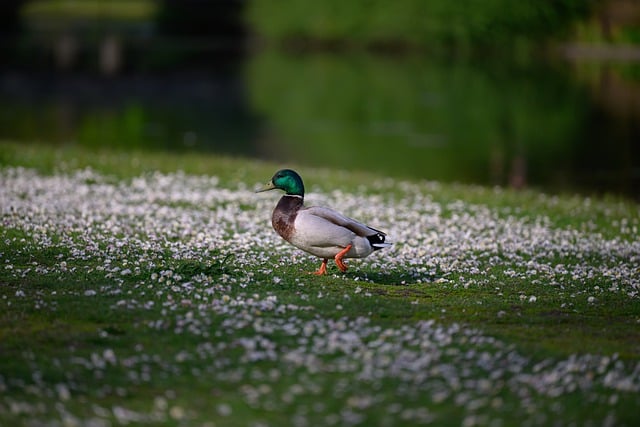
285 201 385 259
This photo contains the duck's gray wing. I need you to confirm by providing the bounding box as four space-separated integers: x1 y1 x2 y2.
303 206 385 237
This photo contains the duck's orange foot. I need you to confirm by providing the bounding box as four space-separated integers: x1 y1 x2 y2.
334 244 352 272
311 258 328 275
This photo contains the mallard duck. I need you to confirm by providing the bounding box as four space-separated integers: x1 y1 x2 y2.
256 169 391 275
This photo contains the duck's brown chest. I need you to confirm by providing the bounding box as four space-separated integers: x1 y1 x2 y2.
272 195 303 241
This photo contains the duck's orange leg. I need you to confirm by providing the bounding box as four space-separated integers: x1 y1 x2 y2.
334 244 352 272
311 258 328 275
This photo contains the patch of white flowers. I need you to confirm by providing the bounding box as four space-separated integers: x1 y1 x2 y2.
1 167 639 426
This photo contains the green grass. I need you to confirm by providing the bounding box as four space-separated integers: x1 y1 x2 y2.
1 141 639 426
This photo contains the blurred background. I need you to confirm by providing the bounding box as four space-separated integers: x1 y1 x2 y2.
0 0 639 199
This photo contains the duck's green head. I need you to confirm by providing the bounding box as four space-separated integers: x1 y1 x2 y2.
256 169 305 196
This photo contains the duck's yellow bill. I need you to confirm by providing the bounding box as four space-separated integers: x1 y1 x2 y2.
255 181 276 193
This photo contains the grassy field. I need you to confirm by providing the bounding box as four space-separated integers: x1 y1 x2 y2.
1 142 639 426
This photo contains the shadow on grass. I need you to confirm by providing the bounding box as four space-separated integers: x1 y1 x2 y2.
172 256 234 278
151 251 236 279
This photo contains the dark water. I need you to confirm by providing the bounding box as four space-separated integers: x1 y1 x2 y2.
1 50 639 200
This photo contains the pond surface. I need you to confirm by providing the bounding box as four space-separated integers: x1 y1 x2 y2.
1 49 638 200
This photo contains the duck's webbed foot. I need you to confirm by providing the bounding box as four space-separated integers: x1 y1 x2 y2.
311 258 328 275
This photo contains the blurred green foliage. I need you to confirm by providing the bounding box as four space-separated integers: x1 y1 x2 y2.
246 51 591 189
574 18 640 45
246 0 591 48
0 98 258 155
22 0 157 22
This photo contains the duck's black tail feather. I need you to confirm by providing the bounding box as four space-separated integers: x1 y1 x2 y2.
367 232 392 251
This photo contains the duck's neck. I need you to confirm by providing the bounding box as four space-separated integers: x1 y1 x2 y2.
272 195 304 241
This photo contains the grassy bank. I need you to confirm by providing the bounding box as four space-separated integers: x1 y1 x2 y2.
1 142 639 426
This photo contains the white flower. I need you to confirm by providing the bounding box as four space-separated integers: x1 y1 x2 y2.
216 403 232 416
